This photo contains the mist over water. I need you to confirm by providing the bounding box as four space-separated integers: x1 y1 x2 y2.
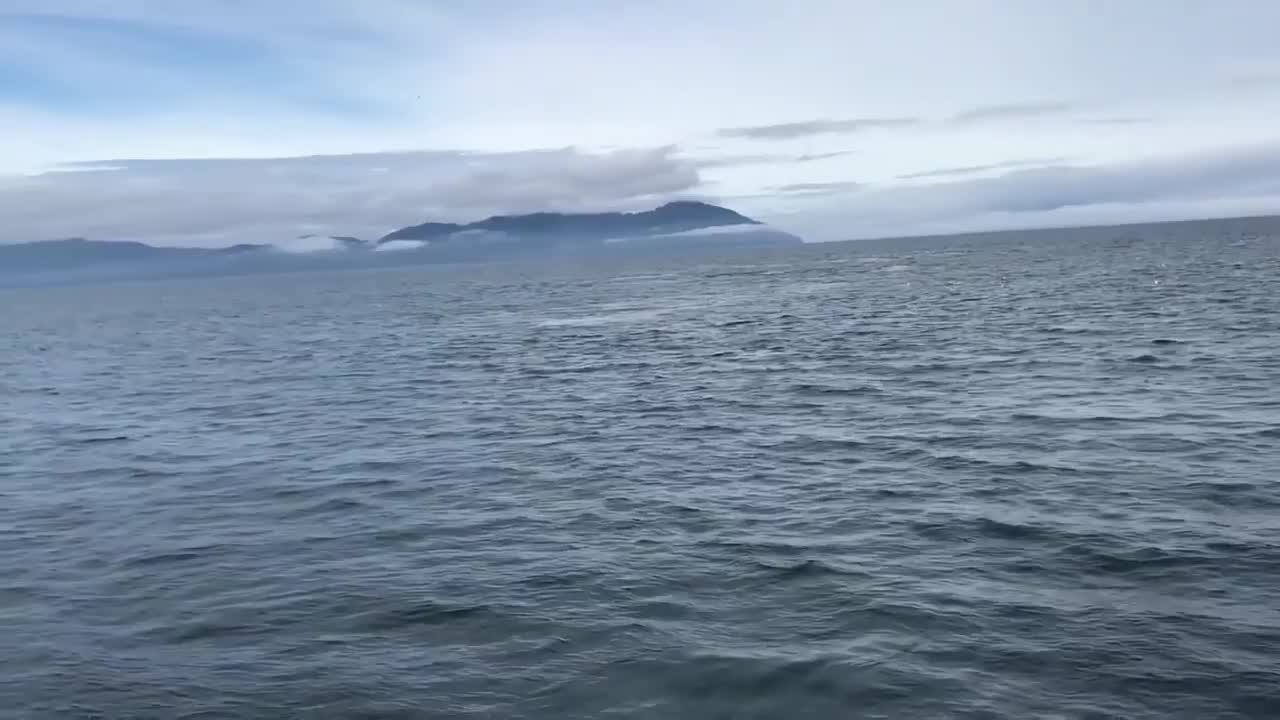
2 217 1279 719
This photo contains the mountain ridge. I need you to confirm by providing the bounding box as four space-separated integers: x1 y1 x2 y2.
0 201 800 287
381 200 760 244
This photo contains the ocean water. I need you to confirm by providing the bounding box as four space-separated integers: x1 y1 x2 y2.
2 217 1279 719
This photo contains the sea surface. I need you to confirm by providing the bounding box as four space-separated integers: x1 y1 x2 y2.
3 217 1279 719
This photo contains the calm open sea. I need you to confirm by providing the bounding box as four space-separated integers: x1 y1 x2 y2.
2 217 1279 719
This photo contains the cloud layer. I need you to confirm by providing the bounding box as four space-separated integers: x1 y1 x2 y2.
6 141 1280 247
3 1 1280 245
777 143 1280 240
1 147 702 247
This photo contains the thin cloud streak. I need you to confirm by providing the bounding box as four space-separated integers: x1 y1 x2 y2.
949 101 1075 124
697 150 857 168
1080 116 1157 126
794 150 858 163
771 180 865 194
898 157 1069 180
718 117 918 141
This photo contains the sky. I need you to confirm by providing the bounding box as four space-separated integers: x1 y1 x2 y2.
3 0 1280 246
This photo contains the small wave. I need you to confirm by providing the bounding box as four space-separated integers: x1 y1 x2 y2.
611 272 674 283
127 466 181 480
706 539 854 557
975 517 1051 541
1059 543 1212 576
164 620 263 644
655 653 869 705
1009 411 1203 426
536 308 665 327
753 558 869 579
910 516 1056 543
522 360 654 376
120 547 225 569
1183 480 1280 508
331 460 410 474
929 454 1081 475
78 435 131 444
630 599 694 620
354 600 494 632
1150 338 1186 345
1043 325 1099 334
910 518 967 542
522 570 602 589
701 267 781 279
675 424 742 436
867 487 921 499
1203 539 1276 554
283 496 374 516
757 437 870 453
0 585 38 606
788 382 882 397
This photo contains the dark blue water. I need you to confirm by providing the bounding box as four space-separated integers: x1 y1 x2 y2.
3 217 1279 719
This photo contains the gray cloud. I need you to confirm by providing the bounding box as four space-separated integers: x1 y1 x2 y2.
698 149 857 168
949 101 1075 125
695 153 795 168
771 180 865 195
774 143 1280 241
794 150 857 163
12 138 1280 249
898 157 1069 180
717 117 918 141
1227 68 1280 90
0 146 704 246
719 102 1078 141
1079 116 1157 126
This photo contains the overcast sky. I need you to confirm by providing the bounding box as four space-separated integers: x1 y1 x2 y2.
3 0 1280 245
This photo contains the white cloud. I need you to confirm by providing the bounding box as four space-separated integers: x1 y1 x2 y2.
0 147 703 246
375 239 426 252
273 236 344 253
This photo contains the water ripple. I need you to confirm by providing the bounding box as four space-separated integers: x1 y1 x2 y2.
3 218 1280 718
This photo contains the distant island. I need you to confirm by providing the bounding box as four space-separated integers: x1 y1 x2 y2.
0 201 801 287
